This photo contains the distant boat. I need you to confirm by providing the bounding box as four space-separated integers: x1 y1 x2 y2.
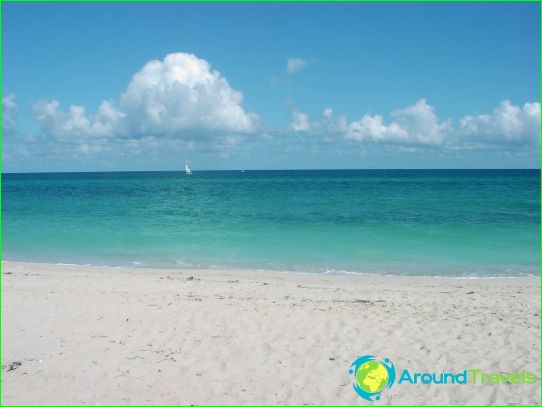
185 162 192 175
241 170 245 173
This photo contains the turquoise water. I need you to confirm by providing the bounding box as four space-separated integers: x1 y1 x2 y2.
2 170 540 277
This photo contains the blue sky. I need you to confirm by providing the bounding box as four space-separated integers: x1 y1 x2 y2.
2 1 540 172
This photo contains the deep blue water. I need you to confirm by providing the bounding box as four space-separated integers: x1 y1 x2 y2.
2 169 540 277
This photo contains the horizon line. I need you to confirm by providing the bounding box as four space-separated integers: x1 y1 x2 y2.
2 168 540 175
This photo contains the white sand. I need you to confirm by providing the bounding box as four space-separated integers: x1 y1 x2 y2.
1 261 540 405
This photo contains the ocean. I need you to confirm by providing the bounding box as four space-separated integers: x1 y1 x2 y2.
2 169 540 277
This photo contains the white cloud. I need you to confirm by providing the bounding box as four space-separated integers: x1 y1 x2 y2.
289 110 314 132
390 99 452 145
13 47 540 164
346 114 407 143
329 114 348 134
32 100 125 140
345 99 451 145
286 57 308 75
317 99 538 150
459 100 540 146
77 142 111 155
30 52 258 144
121 53 258 135
2 94 16 129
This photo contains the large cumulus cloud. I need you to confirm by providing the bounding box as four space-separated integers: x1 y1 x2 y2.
121 53 258 136
30 52 258 142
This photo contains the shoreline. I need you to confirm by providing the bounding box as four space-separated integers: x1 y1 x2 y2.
2 259 539 280
2 260 540 405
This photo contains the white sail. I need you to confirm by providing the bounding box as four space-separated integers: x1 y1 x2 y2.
185 162 192 175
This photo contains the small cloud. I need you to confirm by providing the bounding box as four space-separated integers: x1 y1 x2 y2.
32 99 125 140
286 57 308 75
459 100 540 147
78 142 110 155
344 99 450 146
2 94 16 129
289 110 314 133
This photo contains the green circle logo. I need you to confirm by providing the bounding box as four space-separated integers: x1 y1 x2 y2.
349 355 396 401
356 360 389 393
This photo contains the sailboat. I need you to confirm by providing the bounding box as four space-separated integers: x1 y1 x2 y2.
185 161 192 175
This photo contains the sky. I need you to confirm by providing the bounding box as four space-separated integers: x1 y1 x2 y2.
2 1 540 172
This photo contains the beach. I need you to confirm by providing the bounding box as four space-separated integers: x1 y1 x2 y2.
1 261 539 405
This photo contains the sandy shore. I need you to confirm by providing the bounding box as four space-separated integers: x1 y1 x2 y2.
1 261 540 405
